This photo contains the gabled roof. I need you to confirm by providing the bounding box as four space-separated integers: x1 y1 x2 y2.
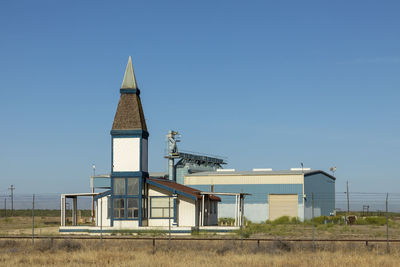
147 178 221 201
112 57 147 131
304 170 336 180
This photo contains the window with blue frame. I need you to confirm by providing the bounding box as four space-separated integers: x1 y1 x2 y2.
150 197 174 218
127 179 139 195
113 178 125 195
113 198 125 218
113 177 140 219
127 198 139 218
107 196 111 219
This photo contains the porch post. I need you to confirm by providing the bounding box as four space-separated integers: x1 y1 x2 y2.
72 197 78 226
61 195 66 226
201 195 205 227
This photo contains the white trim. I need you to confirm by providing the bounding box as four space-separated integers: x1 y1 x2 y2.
185 174 304 185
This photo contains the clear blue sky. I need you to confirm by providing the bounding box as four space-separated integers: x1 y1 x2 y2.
0 1 399 195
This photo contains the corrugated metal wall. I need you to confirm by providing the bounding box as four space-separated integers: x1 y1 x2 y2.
189 184 303 204
304 173 335 219
188 183 303 222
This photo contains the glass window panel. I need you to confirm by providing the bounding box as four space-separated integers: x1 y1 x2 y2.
127 198 139 218
128 198 139 208
113 198 125 218
127 179 139 195
151 198 168 208
151 208 163 217
113 178 125 195
151 197 173 208
107 196 111 219
113 198 125 208
150 197 174 218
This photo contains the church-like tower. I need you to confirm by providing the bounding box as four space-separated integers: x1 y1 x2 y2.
110 56 148 227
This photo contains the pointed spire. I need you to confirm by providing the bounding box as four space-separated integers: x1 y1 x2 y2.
121 56 138 89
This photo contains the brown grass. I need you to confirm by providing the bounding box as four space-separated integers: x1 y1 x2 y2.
0 239 399 266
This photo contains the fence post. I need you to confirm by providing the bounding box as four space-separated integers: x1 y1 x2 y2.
32 194 35 245
152 238 156 254
346 181 349 225
312 192 315 252
386 193 389 253
100 198 103 247
168 196 171 245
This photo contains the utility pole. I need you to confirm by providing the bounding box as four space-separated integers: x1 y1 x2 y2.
241 194 244 248
100 198 103 247
312 192 315 252
346 181 349 223
92 164 96 223
9 185 15 216
32 194 35 245
386 193 389 253
4 198 6 218
168 196 171 245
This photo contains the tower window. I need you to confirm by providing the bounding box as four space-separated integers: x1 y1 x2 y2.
127 178 139 195
113 198 125 218
127 198 139 218
113 178 125 195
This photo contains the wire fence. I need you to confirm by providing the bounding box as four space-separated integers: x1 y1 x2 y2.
0 191 399 253
1 192 399 215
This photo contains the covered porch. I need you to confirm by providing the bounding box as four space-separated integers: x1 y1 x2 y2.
60 192 99 226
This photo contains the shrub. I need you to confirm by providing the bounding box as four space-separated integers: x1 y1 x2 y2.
35 239 55 252
272 216 300 225
272 240 291 252
57 240 82 252
0 240 17 248
218 217 235 226
365 217 387 226
272 216 291 225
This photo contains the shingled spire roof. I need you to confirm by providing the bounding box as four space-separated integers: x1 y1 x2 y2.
112 57 147 131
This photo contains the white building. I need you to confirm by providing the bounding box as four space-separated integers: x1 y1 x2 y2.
95 178 220 229
60 57 226 234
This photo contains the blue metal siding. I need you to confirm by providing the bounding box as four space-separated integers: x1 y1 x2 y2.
190 184 303 204
92 177 111 188
304 173 335 219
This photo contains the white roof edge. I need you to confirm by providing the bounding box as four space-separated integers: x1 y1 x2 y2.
253 168 273 171
290 168 311 171
216 168 236 172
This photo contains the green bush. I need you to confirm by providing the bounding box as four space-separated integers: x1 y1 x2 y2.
355 216 393 226
218 217 235 226
236 222 272 237
271 216 301 225
303 216 345 226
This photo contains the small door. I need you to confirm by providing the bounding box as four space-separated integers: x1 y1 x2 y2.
269 194 298 221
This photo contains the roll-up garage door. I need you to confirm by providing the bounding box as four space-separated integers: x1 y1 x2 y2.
269 194 298 221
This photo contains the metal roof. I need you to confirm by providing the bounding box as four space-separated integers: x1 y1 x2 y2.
147 178 221 201
186 169 336 180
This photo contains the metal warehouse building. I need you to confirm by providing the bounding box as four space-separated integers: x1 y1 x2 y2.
184 169 335 222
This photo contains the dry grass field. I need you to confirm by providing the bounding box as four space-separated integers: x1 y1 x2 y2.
0 239 399 266
1 215 400 266
2 216 400 239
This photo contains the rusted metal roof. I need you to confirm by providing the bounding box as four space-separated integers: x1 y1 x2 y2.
147 178 221 201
